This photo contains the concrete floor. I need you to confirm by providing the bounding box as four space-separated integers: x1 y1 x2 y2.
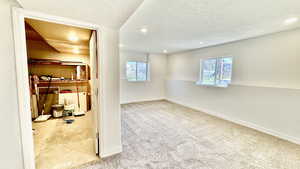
78 100 300 169
32 111 99 169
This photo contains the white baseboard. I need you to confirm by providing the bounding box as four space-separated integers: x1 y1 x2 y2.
121 97 165 105
100 145 123 158
166 98 300 145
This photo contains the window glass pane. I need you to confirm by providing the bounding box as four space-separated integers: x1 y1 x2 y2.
202 58 217 85
216 57 232 86
137 62 147 81
126 61 137 81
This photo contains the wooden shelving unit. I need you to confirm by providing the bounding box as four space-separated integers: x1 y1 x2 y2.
29 59 90 95
28 59 90 81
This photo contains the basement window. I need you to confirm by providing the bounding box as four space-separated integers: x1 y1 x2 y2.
126 61 148 81
197 57 233 87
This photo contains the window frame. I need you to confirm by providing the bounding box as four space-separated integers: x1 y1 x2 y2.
126 60 149 82
198 56 233 87
199 57 218 86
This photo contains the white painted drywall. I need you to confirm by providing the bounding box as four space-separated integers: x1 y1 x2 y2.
100 28 122 157
120 50 167 104
0 0 24 168
166 28 300 144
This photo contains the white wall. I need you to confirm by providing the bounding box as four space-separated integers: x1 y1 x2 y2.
100 28 122 157
0 0 24 168
166 28 300 144
120 50 167 104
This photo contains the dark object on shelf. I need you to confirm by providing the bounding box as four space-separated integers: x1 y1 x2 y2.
64 119 74 124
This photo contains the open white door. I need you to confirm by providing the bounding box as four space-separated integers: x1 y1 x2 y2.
89 30 99 155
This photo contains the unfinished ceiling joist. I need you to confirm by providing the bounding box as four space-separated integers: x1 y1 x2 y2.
25 22 61 53
28 59 86 66
25 18 91 55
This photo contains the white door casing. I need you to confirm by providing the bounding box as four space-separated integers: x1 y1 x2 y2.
89 30 100 154
12 7 109 169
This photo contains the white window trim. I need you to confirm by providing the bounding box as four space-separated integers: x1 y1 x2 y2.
126 61 149 82
196 56 233 88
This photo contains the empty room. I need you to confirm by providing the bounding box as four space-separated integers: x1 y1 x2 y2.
2 0 300 169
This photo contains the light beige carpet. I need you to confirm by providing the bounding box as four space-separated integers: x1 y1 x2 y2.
77 100 300 169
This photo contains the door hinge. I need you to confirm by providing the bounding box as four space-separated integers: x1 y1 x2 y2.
96 132 99 139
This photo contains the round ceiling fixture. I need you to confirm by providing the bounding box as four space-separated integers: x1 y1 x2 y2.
68 33 79 42
73 47 80 54
284 17 299 25
140 28 148 34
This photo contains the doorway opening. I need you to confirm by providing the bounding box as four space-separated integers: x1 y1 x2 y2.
24 18 100 169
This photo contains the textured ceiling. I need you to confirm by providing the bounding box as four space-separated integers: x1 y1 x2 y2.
121 0 300 54
18 0 144 29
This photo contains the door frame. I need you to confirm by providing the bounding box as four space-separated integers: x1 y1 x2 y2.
12 7 105 169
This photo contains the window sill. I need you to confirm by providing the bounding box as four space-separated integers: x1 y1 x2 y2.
195 81 229 88
127 80 150 83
